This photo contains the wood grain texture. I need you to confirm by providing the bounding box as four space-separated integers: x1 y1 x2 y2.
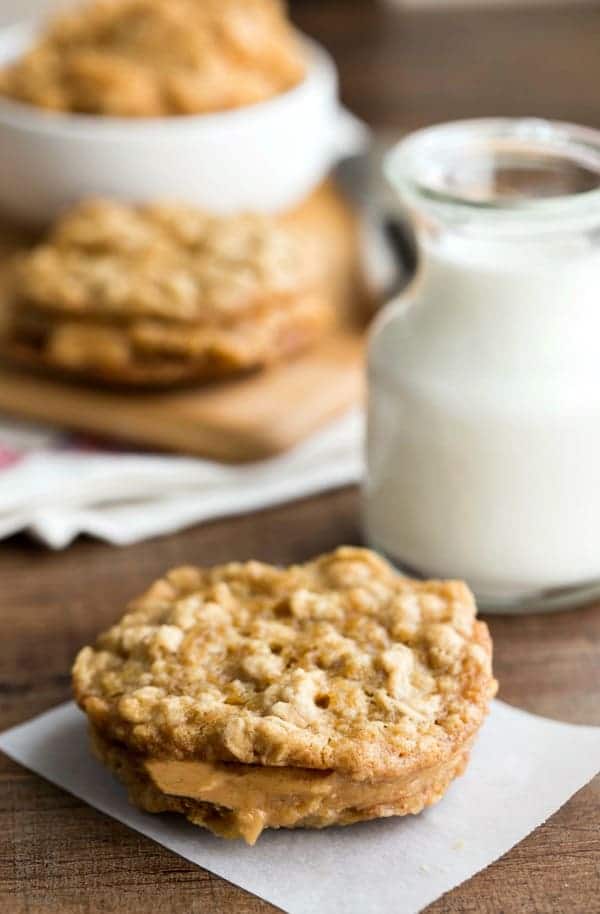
2 2 600 913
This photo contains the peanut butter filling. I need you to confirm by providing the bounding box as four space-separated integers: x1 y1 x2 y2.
144 749 472 844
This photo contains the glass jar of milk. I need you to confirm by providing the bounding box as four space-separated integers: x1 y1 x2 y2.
365 118 600 612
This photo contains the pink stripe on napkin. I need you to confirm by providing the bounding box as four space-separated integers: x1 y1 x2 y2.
0 446 23 469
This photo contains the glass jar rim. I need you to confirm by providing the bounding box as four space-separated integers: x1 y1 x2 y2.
385 118 600 231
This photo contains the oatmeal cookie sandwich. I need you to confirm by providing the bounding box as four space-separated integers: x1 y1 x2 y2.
73 547 497 844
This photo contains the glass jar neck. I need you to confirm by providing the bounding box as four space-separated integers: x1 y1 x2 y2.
412 210 600 269
406 218 600 372
387 119 600 362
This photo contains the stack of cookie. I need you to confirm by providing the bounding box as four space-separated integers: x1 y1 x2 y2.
73 547 497 844
6 198 333 386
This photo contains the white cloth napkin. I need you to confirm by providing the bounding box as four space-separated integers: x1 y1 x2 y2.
1 700 599 914
0 409 364 548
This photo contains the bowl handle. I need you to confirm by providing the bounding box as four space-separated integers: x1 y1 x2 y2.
330 108 371 162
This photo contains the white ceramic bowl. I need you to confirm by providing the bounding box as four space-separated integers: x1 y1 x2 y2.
0 19 366 226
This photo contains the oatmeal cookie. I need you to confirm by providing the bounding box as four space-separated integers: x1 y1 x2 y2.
73 547 497 842
3 198 332 386
0 0 305 117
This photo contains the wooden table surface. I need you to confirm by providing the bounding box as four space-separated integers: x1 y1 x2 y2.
2 2 600 913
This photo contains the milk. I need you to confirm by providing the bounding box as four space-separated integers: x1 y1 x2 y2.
365 226 600 610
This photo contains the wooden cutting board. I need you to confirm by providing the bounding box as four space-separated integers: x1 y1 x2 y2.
0 183 368 462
